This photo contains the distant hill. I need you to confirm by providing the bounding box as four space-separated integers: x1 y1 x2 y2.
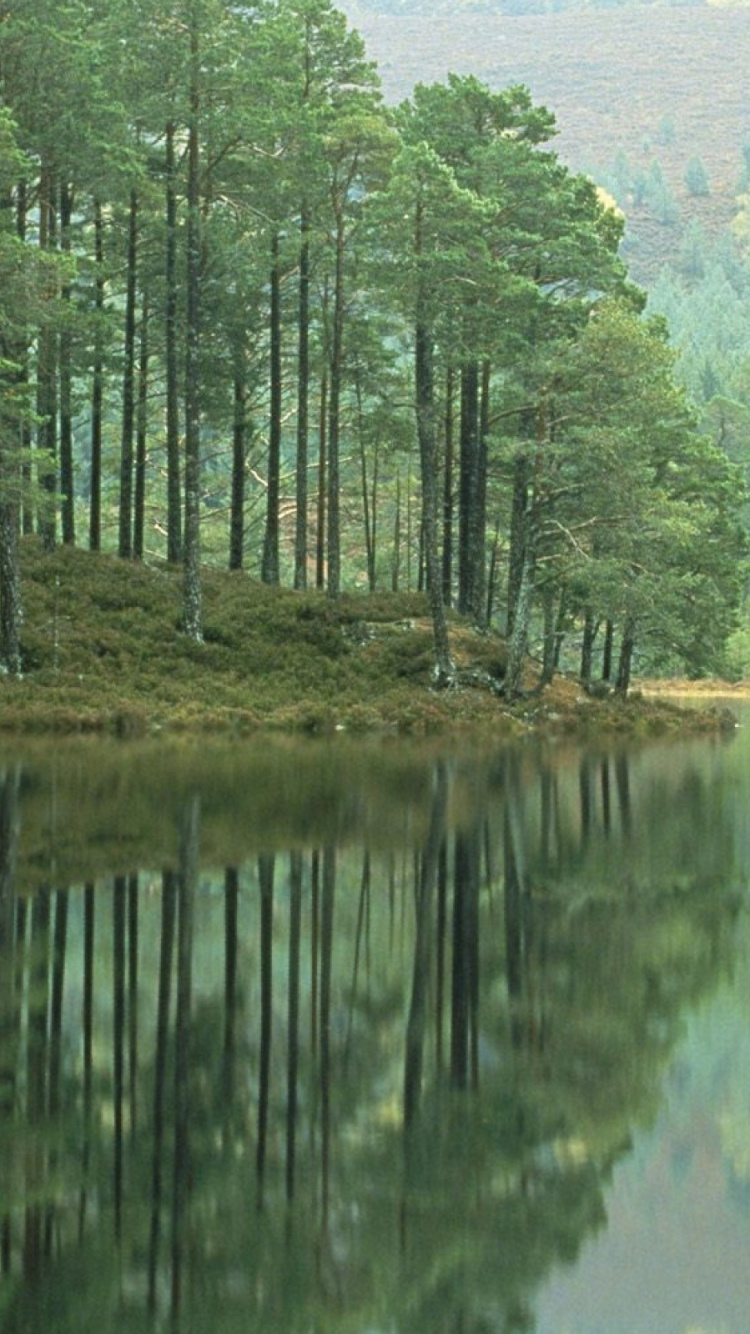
342 2 750 284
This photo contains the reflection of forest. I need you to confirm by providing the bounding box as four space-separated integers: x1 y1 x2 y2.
0 741 741 1334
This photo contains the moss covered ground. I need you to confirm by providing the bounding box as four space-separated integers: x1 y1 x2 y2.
0 540 732 738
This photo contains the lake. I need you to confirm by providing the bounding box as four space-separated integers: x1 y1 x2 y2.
1 717 749 1334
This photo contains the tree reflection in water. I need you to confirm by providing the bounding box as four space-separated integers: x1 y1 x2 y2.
0 734 742 1333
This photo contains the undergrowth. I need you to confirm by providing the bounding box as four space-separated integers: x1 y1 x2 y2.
0 540 724 739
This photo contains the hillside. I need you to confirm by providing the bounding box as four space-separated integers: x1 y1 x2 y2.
343 4 750 283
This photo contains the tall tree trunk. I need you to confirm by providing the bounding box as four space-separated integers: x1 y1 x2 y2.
89 201 104 552
37 163 57 553
414 223 453 684
505 537 536 699
59 183 75 546
316 373 327 589
262 233 282 585
182 35 202 642
0 451 21 675
327 219 345 599
119 189 138 559
474 358 490 625
15 183 33 538
616 616 636 695
506 451 530 639
580 609 597 687
442 366 455 603
540 581 556 685
165 122 182 564
295 215 310 590
458 361 478 617
355 366 377 591
229 364 246 571
602 618 614 682
134 294 149 561
391 470 401 592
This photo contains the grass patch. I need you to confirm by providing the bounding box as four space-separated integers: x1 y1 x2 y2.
0 540 734 739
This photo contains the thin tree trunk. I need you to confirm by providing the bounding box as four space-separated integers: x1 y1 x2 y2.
505 539 536 699
553 589 568 669
506 451 530 638
0 483 21 675
316 374 327 589
392 470 401 592
442 366 454 603
59 183 75 546
355 368 376 592
15 183 33 538
327 220 345 599
37 163 57 553
229 367 246 571
134 294 149 561
580 609 597 687
262 233 282 585
119 189 138 559
414 229 453 683
540 581 556 685
602 618 614 682
182 37 202 642
458 361 478 617
616 616 636 695
89 201 104 552
165 122 182 564
295 215 310 590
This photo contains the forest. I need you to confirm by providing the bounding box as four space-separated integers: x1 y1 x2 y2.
0 0 747 701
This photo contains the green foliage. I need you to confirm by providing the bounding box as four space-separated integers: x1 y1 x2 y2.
684 154 710 196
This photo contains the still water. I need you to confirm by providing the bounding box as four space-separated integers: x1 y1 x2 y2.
1 719 750 1334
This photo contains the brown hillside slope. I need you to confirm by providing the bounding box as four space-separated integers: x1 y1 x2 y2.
343 5 750 282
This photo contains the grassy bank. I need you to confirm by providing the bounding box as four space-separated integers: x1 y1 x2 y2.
0 541 734 738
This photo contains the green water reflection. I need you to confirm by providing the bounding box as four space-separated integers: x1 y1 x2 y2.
0 729 748 1334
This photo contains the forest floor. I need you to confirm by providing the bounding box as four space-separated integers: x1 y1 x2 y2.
0 541 739 740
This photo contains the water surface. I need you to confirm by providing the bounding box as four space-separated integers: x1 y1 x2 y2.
1 722 748 1334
